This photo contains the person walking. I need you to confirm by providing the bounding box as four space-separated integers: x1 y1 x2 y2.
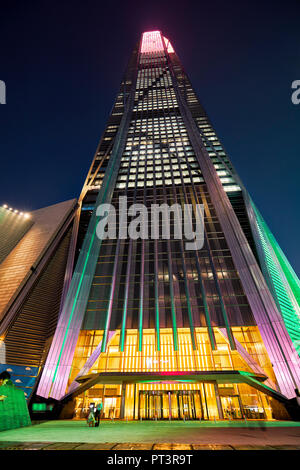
95 400 103 427
87 406 95 427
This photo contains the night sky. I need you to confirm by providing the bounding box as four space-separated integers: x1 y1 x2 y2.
0 0 299 275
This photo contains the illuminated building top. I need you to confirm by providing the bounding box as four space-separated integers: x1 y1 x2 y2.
141 30 174 54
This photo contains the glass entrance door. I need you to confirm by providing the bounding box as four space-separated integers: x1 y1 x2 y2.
148 392 163 419
139 390 203 420
220 396 242 419
178 391 198 420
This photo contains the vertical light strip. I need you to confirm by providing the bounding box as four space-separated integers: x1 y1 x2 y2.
101 240 122 353
154 238 161 351
138 240 145 351
120 241 132 351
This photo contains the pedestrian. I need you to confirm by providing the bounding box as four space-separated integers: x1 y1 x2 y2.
109 405 115 421
87 407 95 427
95 400 103 427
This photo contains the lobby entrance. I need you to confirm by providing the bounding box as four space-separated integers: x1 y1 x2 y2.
138 390 204 420
72 379 273 421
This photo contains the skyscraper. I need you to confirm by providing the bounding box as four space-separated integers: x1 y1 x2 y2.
35 31 300 421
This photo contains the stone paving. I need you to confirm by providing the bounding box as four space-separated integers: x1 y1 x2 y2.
0 420 300 450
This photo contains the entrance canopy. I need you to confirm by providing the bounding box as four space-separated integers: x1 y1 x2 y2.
62 370 288 405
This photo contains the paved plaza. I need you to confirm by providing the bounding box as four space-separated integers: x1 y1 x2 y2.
0 420 300 450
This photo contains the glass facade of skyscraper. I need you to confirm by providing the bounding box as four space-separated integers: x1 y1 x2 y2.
36 31 300 421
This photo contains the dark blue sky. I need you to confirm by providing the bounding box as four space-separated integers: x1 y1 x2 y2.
0 0 299 275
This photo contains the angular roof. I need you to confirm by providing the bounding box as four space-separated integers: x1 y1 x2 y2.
0 199 77 322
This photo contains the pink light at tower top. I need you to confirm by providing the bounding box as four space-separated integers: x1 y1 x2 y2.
141 31 175 54
163 36 174 53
